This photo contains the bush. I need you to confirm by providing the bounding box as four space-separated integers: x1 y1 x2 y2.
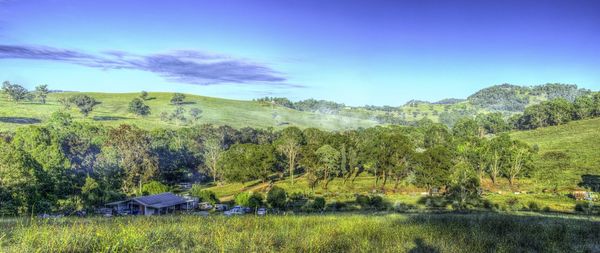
267 186 287 209
235 192 251 207
312 197 326 211
189 186 219 204
141 181 170 195
528 201 541 211
355 194 370 208
248 192 264 208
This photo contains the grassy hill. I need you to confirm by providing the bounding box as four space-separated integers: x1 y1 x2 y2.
0 92 379 131
510 117 600 191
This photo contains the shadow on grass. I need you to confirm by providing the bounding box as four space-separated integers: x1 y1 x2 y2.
408 238 439 253
0 117 41 124
93 116 130 121
398 212 600 252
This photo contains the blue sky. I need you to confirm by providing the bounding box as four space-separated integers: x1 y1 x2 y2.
0 0 599 106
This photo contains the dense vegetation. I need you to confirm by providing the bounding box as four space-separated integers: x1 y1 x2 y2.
468 83 590 111
1 213 598 252
0 82 599 216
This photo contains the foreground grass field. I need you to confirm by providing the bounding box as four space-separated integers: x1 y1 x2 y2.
1 213 598 252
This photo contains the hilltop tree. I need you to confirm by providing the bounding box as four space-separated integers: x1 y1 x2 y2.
34 84 50 104
140 90 149 100
275 126 304 185
2 81 29 103
170 93 186 105
190 108 203 121
69 94 99 117
128 98 151 117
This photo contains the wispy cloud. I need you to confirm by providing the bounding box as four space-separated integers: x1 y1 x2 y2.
0 44 290 86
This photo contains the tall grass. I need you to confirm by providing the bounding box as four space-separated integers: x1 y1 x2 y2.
1 213 598 252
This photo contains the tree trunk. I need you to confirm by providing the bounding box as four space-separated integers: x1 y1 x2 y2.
289 156 295 185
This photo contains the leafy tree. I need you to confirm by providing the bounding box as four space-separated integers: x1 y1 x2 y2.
81 176 102 209
415 146 454 193
503 139 535 186
1 81 29 103
170 93 186 105
128 98 151 117
315 144 341 189
141 180 170 195
267 186 287 209
140 90 149 100
220 143 276 183
453 117 480 140
202 135 224 183
0 141 50 214
106 125 159 194
34 84 50 104
447 160 480 210
69 94 99 117
189 187 219 204
234 192 252 206
189 108 203 121
476 113 510 134
312 196 326 211
275 127 303 184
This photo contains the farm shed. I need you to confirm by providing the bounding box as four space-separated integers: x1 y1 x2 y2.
106 192 197 216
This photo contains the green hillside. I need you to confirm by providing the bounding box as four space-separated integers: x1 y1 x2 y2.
200 118 600 213
510 117 600 190
0 92 378 131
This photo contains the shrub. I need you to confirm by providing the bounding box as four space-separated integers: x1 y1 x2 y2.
267 186 287 209
312 197 326 211
355 194 370 208
141 181 170 195
248 192 264 208
189 186 219 204
528 201 541 211
235 192 251 207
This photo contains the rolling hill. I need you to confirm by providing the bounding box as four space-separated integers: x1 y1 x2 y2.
0 83 592 131
0 92 379 131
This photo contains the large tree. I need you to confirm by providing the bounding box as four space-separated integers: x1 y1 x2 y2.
106 125 159 194
69 94 99 117
315 144 340 189
128 98 151 117
275 126 304 185
1 81 29 103
202 135 224 184
34 84 50 104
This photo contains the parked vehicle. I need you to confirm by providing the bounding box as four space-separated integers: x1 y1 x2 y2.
198 202 213 210
243 207 252 213
224 206 244 216
215 204 228 211
257 208 267 216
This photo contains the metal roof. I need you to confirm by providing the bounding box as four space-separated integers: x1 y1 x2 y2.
132 192 188 208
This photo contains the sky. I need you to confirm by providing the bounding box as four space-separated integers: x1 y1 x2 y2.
0 0 599 106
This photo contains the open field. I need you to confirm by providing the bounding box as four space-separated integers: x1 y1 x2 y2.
0 92 379 131
1 213 598 252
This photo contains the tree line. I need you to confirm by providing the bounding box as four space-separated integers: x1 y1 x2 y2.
0 109 538 215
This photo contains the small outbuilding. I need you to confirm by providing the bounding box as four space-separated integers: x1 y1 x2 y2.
106 192 197 216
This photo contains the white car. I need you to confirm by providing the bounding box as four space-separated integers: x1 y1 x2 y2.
198 202 213 210
224 206 244 216
256 208 267 216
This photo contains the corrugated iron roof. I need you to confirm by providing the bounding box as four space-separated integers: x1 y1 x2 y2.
132 192 188 208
